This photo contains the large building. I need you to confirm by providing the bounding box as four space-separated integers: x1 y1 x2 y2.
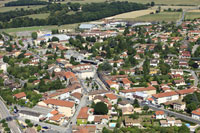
152 91 179 104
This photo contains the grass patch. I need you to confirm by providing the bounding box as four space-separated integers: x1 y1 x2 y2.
185 11 200 20
77 119 87 125
25 13 50 19
0 5 45 12
130 12 182 22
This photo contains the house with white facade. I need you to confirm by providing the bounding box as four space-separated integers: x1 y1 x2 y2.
152 91 179 104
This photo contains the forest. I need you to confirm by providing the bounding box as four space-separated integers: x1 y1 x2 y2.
0 2 149 29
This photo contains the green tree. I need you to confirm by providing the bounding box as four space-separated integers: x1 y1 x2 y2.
143 105 149 112
94 102 108 115
178 124 190 133
133 99 140 108
31 32 37 40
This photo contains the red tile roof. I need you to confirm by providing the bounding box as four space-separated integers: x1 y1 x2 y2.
192 108 200 116
77 107 89 119
14 92 26 99
43 99 75 108
64 71 76 79
120 86 156 93
49 114 64 121
155 111 164 115
105 93 117 100
122 78 132 84
71 92 82 100
152 91 178 98
176 88 195 95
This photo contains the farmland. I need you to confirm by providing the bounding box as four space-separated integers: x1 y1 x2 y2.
185 10 200 20
129 12 182 22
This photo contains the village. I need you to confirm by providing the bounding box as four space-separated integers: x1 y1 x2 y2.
1 17 200 133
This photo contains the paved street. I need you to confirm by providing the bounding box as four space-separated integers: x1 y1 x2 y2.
184 69 199 87
0 99 21 133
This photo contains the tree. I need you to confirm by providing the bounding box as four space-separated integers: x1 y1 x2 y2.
123 26 130 36
51 37 59 42
51 29 59 34
186 102 197 113
150 2 155 6
143 105 149 111
31 32 37 40
178 124 190 133
94 102 108 115
133 99 140 108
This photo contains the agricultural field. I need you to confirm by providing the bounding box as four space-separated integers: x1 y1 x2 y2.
129 12 182 22
185 10 200 20
0 23 79 34
0 5 45 12
25 13 50 19
50 0 200 5
110 9 156 20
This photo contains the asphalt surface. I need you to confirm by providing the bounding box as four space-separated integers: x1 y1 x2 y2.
0 100 21 133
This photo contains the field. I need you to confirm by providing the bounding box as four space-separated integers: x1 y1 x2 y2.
129 12 182 22
0 5 45 12
0 23 79 34
185 11 200 20
110 9 156 19
25 13 50 19
48 0 200 5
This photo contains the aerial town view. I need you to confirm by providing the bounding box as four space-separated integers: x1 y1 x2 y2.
0 0 200 132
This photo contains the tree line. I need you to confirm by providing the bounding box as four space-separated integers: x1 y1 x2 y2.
0 2 148 29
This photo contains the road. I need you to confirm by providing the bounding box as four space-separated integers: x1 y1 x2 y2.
0 99 21 133
183 69 199 87
192 45 199 55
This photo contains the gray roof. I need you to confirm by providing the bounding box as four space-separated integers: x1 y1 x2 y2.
79 24 96 29
19 110 41 117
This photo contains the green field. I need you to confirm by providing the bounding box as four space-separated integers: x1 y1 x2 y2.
130 12 182 22
185 12 200 20
0 23 79 33
26 13 50 19
0 5 45 12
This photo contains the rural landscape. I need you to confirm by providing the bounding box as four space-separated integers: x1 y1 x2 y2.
0 0 200 133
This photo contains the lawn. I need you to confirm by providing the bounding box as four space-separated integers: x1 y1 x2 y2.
77 119 87 125
25 13 50 19
0 5 45 12
185 11 200 20
129 12 182 22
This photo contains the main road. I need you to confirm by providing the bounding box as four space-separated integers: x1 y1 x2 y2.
0 99 21 133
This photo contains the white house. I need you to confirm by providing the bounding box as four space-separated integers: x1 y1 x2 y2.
152 91 179 104
155 111 166 119
192 108 200 120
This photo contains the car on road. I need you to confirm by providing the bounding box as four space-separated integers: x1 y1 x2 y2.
42 126 49 129
6 117 12 121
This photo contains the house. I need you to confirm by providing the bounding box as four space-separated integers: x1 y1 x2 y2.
119 86 156 98
124 116 141 128
192 108 200 120
71 92 82 104
49 114 65 124
150 59 159 67
176 88 195 99
173 79 186 86
79 24 96 30
105 93 117 105
14 92 26 100
151 81 158 86
152 91 179 104
160 117 182 127
155 111 166 119
173 101 186 111
19 110 41 122
93 115 109 125
118 101 132 109
88 90 111 100
105 80 119 90
38 99 75 117
77 107 89 124
122 106 134 115
171 69 183 75
122 78 132 89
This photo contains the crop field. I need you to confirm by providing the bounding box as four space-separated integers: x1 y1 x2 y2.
51 0 200 5
25 13 50 19
185 11 200 20
110 9 156 19
0 5 45 12
129 12 182 22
